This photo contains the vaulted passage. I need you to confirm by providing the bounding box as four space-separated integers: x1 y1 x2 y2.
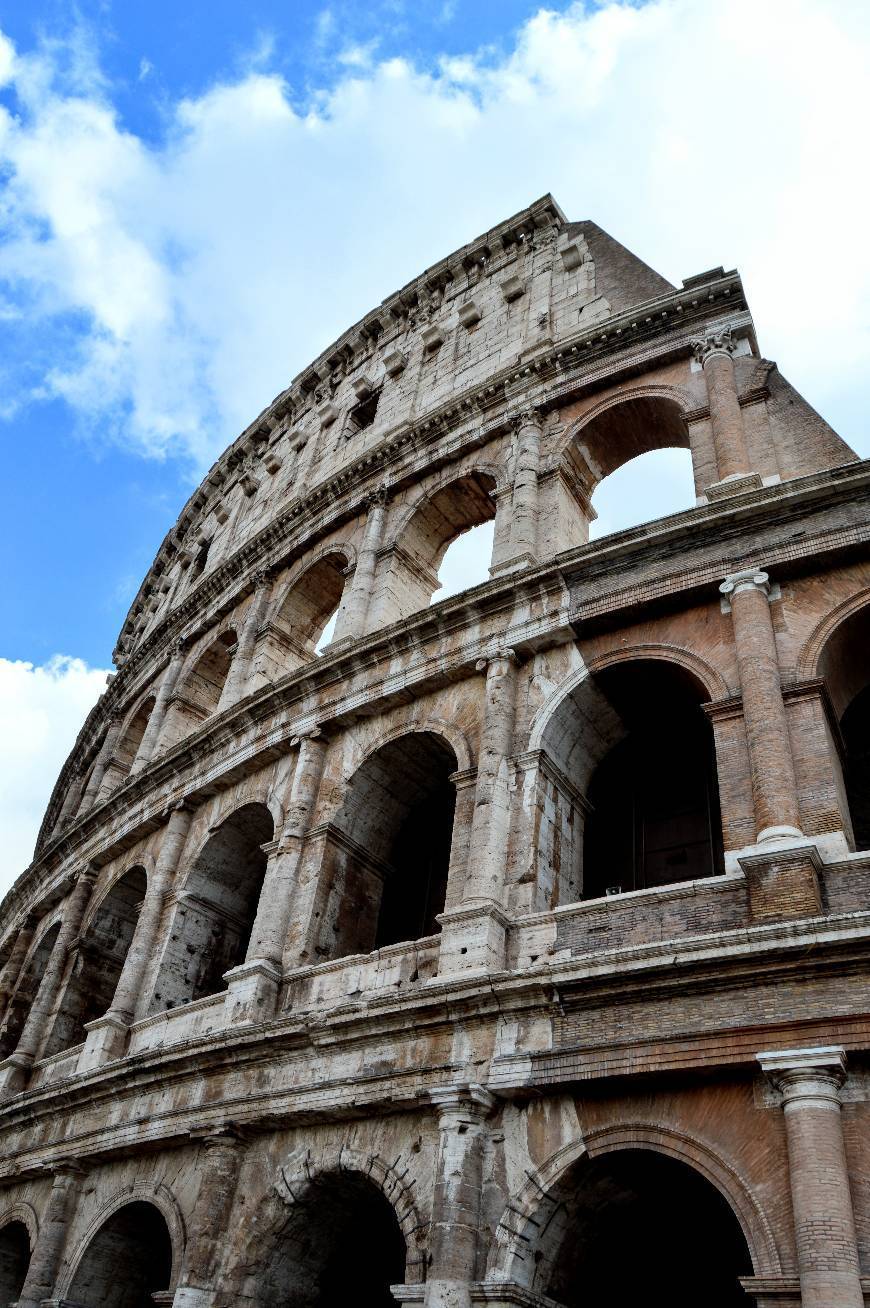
150 803 273 1013
535 658 723 907
67 1200 172 1308
818 603 870 851
0 1220 30 1305
316 732 457 960
248 1173 405 1307
582 662 723 898
42 866 147 1058
0 923 59 1058
274 553 348 661
544 1150 752 1308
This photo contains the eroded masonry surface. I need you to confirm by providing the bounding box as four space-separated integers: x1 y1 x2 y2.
1 195 869 1308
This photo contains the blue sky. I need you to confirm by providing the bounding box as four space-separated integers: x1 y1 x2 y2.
1 0 869 886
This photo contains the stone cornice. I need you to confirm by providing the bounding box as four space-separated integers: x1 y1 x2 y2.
0 903 868 1172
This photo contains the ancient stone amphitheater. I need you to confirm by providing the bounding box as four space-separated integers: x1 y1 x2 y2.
0 194 868 1308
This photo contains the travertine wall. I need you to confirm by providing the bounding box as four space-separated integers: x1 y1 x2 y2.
0 196 868 1308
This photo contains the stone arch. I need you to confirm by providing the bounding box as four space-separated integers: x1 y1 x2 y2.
219 1144 424 1306
555 386 699 534
269 546 354 663
79 859 153 939
42 865 149 1058
797 584 870 683
112 692 157 776
374 467 500 622
797 586 870 849
275 1145 427 1281
149 802 275 1013
488 1123 780 1293
310 728 461 961
0 915 62 1057
523 650 723 908
0 1200 38 1249
327 717 473 805
557 382 694 461
60 1183 184 1304
160 629 238 748
0 1205 34 1307
207 784 286 841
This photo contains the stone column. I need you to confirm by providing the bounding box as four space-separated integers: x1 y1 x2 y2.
438 650 517 974
507 408 543 568
130 639 187 774
720 569 801 843
53 766 86 834
225 731 327 1022
758 1047 862 1308
217 571 271 710
0 916 36 1023
424 1085 495 1308
78 713 123 815
692 327 754 486
332 486 388 641
173 1128 245 1308
80 802 195 1069
14 1161 84 1308
0 870 96 1097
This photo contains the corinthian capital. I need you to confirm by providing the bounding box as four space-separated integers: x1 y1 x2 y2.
691 325 737 366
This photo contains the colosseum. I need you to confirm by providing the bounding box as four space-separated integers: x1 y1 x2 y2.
0 193 868 1308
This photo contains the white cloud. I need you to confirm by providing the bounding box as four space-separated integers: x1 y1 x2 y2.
0 657 108 898
0 0 867 475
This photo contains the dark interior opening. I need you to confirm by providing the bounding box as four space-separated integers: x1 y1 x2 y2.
0 922 60 1058
583 661 723 899
842 683 870 851
321 732 457 961
546 1149 752 1308
0 1221 30 1305
67 1200 172 1308
375 778 456 948
258 1173 406 1307
149 804 273 1014
349 390 380 432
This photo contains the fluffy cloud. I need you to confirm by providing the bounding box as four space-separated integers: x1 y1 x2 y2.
0 0 868 472
0 657 108 897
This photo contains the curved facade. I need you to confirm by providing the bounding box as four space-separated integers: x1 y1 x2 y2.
0 194 869 1307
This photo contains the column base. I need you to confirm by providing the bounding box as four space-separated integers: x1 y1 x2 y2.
489 553 538 577
705 471 764 501
739 1277 801 1307
223 959 282 1025
393 1284 566 1307
739 841 822 923
79 1013 130 1071
0 1052 32 1099
434 902 510 977
170 1288 215 1307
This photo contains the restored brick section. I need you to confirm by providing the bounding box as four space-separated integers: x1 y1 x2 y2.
0 201 867 1307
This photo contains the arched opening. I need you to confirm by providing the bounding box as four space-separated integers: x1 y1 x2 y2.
114 697 156 775
162 631 237 746
149 803 274 1013
557 396 694 547
67 1200 172 1308
375 472 496 624
589 447 696 538
41 867 147 1059
274 553 348 664
247 1172 405 1307
434 519 495 602
818 602 870 849
535 659 722 906
0 1220 31 1304
313 733 458 962
542 1149 752 1307
0 922 60 1057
